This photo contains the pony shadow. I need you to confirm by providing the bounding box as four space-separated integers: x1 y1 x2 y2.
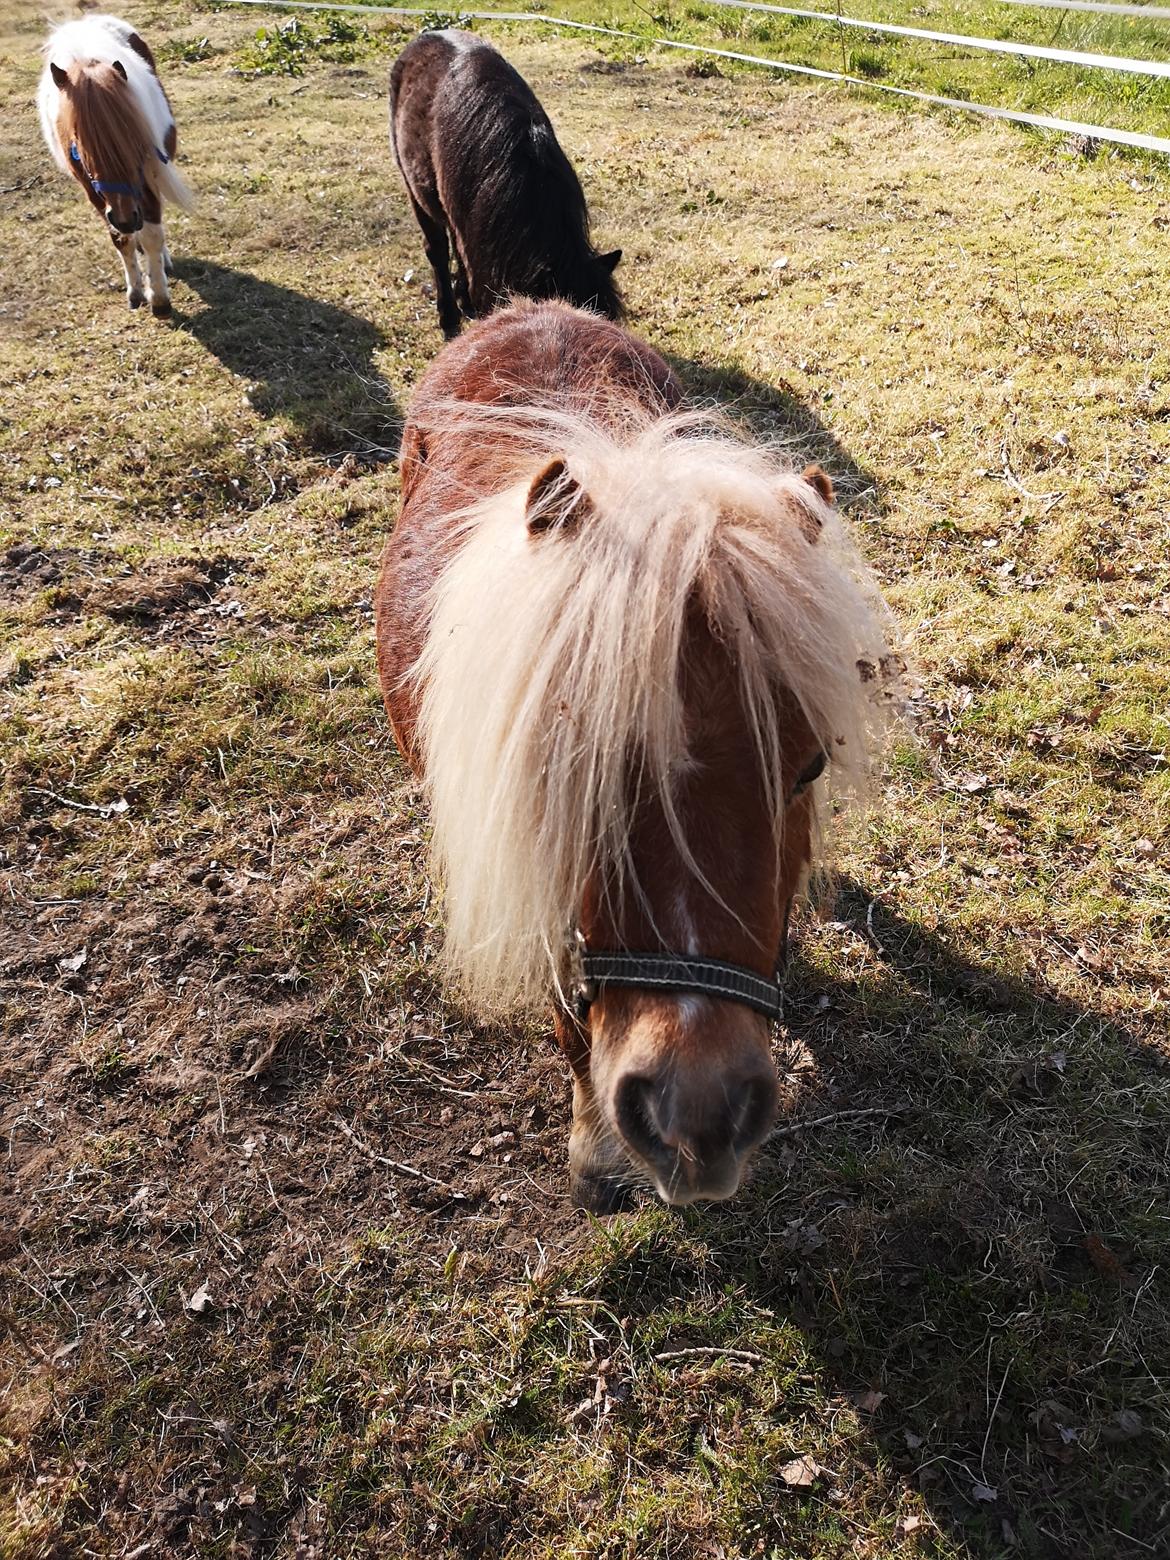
590 882 1165 1554
667 353 881 516
172 258 400 457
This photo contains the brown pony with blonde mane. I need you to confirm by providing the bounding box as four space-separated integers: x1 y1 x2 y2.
377 301 902 1210
39 15 193 316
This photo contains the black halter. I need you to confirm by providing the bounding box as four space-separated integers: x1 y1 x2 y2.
575 947 783 1022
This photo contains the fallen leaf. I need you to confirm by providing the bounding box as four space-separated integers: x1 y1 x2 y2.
957 772 990 793
1084 1232 1130 1283
1103 1408 1144 1442
1026 725 1060 753
185 1282 212 1314
779 1454 821 1488
847 1389 887 1413
894 1513 923 1541
59 947 87 973
780 1218 825 1255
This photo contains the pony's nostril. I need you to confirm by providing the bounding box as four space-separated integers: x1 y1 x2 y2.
615 1068 778 1170
730 1074 779 1153
614 1074 663 1162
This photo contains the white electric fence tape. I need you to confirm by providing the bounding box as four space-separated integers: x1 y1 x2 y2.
1002 0 1170 19
218 0 1170 156
702 0 1170 79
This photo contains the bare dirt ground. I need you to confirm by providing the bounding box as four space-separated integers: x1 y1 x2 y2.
2 3 1169 1557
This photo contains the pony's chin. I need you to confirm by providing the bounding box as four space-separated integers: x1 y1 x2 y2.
655 1183 739 1208
569 1168 637 1215
644 1160 745 1208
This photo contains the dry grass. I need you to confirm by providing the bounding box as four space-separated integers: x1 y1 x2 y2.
2 2 1169 1556
548 0 1170 146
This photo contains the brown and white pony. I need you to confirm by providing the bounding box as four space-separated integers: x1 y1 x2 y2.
38 15 194 317
376 302 900 1210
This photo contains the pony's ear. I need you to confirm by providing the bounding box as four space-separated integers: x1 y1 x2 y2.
398 425 428 507
126 31 157 68
795 464 833 544
526 458 590 536
111 58 128 81
802 463 833 507
50 61 69 89
599 249 622 272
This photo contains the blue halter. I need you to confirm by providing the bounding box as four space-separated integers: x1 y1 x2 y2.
69 140 169 200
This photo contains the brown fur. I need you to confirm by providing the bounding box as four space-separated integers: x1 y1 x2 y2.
377 301 680 758
56 60 155 227
389 31 623 338
376 301 898 1208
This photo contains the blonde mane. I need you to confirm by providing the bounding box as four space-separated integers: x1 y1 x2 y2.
413 401 902 1016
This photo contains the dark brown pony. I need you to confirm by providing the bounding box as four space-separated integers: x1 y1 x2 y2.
389 31 622 338
38 15 193 316
376 302 899 1209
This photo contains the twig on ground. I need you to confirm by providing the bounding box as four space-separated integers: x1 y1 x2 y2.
655 1346 765 1364
0 1307 54 1366
27 787 128 818
980 1350 1014 1484
19 896 101 907
769 1106 905 1142
255 462 278 511
865 899 885 956
997 438 1065 509
331 1114 469 1200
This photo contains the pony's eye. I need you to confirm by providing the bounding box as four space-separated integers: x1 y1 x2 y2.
790 750 826 799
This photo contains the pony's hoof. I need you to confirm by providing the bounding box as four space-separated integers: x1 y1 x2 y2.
151 299 173 320
128 291 144 310
570 1169 634 1215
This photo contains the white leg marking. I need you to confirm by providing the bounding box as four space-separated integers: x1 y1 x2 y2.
114 234 145 308
139 221 171 316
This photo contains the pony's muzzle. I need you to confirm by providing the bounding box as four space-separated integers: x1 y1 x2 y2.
613 1062 778 1205
108 208 142 235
